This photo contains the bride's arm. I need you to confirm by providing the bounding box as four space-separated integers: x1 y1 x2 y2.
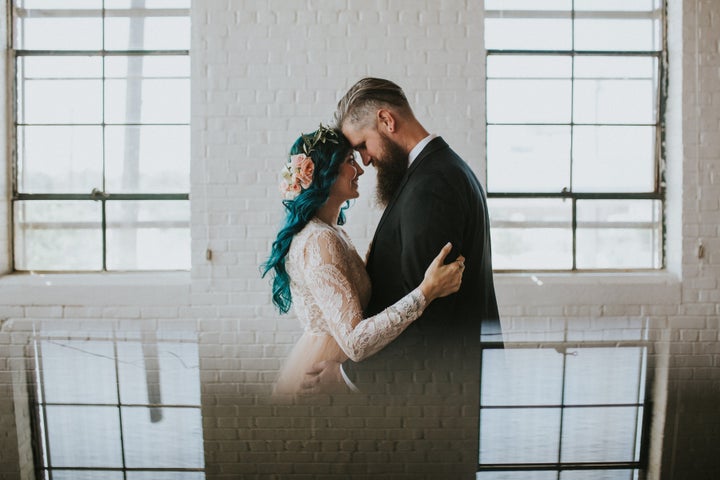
303 229 460 362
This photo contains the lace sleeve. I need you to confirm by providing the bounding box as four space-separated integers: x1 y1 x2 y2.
302 228 427 362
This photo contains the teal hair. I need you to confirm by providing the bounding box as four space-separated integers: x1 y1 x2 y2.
261 128 352 314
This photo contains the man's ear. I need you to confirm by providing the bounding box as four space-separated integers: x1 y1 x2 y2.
376 108 396 134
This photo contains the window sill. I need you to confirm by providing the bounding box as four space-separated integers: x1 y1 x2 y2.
0 271 191 306
494 271 681 307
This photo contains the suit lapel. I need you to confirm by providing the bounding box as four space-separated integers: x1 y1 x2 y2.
366 137 448 265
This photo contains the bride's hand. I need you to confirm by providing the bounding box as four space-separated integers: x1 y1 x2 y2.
420 242 465 302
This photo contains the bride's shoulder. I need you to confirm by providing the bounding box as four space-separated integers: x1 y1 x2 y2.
293 218 343 247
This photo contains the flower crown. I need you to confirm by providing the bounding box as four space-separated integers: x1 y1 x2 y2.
279 124 339 200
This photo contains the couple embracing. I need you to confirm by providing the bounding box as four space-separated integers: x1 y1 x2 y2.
263 78 500 396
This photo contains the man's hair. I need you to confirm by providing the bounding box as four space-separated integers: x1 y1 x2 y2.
334 77 412 130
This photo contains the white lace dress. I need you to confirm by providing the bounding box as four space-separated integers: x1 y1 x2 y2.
273 217 427 395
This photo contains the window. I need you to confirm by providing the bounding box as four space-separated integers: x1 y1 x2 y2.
32 332 204 479
485 0 665 271
477 339 649 479
11 0 191 271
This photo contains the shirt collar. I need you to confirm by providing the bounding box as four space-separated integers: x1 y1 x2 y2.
408 133 438 165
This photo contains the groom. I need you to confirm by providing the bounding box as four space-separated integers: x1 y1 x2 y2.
303 77 500 394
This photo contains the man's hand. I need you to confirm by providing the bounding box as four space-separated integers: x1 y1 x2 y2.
300 360 349 394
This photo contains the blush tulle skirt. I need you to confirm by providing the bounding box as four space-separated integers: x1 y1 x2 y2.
272 330 348 396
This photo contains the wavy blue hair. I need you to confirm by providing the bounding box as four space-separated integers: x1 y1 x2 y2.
261 128 352 314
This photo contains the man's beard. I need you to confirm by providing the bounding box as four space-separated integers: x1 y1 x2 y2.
375 134 409 208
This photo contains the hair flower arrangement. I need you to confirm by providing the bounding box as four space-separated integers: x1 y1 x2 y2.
279 124 338 200
280 153 315 200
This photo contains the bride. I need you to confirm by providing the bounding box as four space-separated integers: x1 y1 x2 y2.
262 125 464 395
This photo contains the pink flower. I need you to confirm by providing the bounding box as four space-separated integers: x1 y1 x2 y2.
294 155 315 189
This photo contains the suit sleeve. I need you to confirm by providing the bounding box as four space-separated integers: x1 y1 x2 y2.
398 173 465 317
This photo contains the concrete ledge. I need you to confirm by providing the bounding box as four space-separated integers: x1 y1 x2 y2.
0 272 191 306
495 272 682 307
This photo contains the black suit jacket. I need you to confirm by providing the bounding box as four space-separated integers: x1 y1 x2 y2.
343 137 500 391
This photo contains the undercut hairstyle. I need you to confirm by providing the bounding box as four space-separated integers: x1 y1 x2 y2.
334 77 413 130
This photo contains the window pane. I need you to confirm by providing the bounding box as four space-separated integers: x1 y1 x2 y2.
575 55 657 79
127 474 204 480
576 200 662 269
488 125 570 193
15 16 102 50
18 78 102 124
17 126 103 193
105 126 190 193
572 126 655 192
477 473 557 480
105 16 190 50
105 78 189 124
14 201 102 270
574 79 656 124
488 79 571 124
485 0 571 9
51 472 123 480
41 340 117 404
117 341 200 405
19 55 102 78
106 55 189 78
480 408 561 464
561 406 641 462
487 55 572 79
106 0 191 7
122 407 203 468
18 0 101 7
485 18 572 50
564 347 645 405
105 201 190 270
575 19 660 51
46 406 123 467
489 198 573 270
481 349 564 406
575 0 660 10
561 470 637 480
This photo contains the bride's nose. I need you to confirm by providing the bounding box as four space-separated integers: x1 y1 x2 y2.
354 164 364 178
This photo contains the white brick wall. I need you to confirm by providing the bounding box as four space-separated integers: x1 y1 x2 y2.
1 0 719 479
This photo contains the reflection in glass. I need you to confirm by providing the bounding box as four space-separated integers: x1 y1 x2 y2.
46 406 123 468
52 472 124 480
41 340 117 404
561 407 642 463
481 349 564 406
560 470 638 480
34 332 204 479
478 343 648 478
118 341 200 405
122 407 204 468
564 347 646 405
480 408 562 464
